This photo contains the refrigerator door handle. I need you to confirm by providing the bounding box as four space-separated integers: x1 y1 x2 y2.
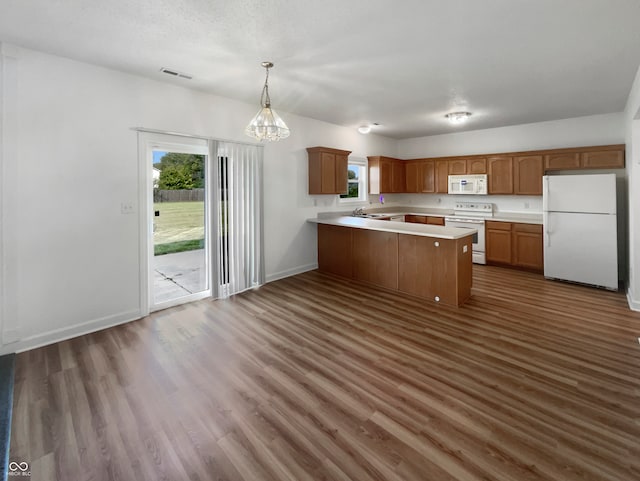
542 176 549 211
546 230 551 247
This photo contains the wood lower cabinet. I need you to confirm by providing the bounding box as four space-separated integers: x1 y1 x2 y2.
352 229 398 290
307 147 351 195
486 222 512 265
486 221 543 272
316 224 473 306
512 223 544 271
398 235 472 306
405 215 445 226
317 224 353 278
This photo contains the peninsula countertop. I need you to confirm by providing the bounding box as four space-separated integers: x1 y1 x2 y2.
307 216 476 240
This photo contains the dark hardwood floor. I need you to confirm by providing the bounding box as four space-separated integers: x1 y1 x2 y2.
9 266 640 480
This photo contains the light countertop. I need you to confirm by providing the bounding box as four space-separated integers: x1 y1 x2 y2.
308 216 476 240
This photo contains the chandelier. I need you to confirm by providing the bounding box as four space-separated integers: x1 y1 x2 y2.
245 62 290 141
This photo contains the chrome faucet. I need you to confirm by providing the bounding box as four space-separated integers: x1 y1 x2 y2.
352 207 365 216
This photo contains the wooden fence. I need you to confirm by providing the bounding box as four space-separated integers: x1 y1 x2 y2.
154 188 205 202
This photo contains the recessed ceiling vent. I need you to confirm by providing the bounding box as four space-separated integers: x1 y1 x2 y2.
159 67 193 80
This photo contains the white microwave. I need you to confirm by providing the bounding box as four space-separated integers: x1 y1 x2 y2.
448 174 488 195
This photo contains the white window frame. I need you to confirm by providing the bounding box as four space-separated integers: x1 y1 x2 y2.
339 157 368 204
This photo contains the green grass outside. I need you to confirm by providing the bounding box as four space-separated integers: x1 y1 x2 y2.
154 201 204 254
154 239 204 256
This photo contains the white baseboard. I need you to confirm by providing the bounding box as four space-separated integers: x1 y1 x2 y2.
0 309 142 355
627 288 640 312
266 263 318 283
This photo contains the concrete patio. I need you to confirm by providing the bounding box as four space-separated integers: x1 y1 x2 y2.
153 249 207 304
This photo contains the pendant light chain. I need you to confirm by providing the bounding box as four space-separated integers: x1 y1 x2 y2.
261 65 271 108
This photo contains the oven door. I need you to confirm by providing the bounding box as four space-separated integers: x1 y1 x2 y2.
444 217 486 264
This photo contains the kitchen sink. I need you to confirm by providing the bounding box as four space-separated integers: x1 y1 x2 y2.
352 213 390 218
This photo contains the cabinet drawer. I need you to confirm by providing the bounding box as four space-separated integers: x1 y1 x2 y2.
486 221 511 231
513 223 542 234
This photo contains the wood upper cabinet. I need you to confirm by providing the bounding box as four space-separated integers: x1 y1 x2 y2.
544 152 580 170
406 159 436 193
488 156 514 194
448 159 467 175
449 158 487 175
371 144 624 197
420 160 436 193
545 145 624 170
307 146 351 195
486 221 543 272
405 161 420 193
467 158 487 174
368 156 405 194
391 160 406 193
435 160 449 193
513 155 543 195
581 148 624 168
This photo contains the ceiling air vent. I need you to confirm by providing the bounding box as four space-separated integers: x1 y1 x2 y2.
159 67 193 80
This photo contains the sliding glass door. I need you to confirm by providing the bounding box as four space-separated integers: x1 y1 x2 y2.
138 131 264 314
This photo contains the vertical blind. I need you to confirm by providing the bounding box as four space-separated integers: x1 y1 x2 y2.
212 141 264 298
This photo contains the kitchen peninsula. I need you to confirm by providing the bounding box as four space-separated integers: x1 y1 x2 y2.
308 216 475 306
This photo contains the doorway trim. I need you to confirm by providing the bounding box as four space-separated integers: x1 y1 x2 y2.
137 131 212 315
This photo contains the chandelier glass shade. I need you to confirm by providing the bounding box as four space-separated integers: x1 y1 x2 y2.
245 62 290 141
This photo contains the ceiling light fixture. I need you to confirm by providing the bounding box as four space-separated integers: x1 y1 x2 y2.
445 111 472 125
245 61 290 142
358 125 371 134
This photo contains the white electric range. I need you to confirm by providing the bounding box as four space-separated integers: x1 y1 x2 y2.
444 202 493 264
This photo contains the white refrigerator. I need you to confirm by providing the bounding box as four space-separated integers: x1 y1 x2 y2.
543 173 618 290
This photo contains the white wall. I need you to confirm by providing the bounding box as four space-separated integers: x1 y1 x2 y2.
398 113 625 159
0 44 397 353
624 65 640 310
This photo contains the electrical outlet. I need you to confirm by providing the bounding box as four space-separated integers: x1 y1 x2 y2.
121 202 135 214
524 201 530 209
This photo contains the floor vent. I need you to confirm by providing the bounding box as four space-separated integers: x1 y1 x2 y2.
160 67 193 80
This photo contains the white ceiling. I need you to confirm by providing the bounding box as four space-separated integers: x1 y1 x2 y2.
1 0 640 139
